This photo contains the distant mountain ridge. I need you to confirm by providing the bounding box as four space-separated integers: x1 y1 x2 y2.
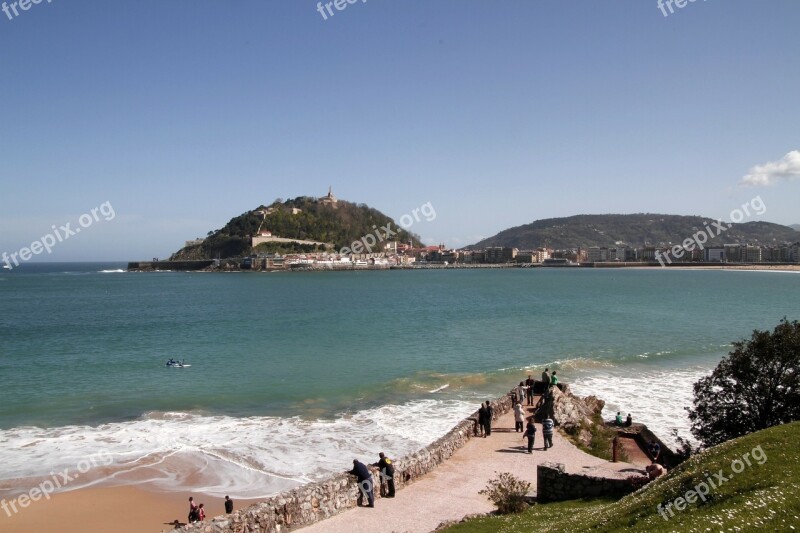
469 214 799 250
791 224 800 231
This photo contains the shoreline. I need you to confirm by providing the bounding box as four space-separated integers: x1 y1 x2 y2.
127 262 800 273
0 394 515 533
0 385 669 533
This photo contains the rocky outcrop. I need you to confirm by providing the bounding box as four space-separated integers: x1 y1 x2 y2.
536 384 604 435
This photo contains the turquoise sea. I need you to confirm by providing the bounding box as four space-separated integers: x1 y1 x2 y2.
1 264 798 498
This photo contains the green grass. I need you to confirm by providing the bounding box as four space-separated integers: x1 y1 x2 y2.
561 413 629 463
444 422 800 532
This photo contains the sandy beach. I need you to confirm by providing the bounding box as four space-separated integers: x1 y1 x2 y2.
0 485 261 533
0 406 643 533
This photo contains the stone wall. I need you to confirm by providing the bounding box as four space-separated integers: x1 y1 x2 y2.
536 462 636 503
168 394 513 533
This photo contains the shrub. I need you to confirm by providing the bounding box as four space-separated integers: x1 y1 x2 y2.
479 472 531 514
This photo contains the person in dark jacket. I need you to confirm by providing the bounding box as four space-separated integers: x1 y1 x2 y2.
523 420 537 453
350 459 375 507
525 375 535 405
478 403 488 437
224 495 233 514
377 452 395 497
484 401 494 436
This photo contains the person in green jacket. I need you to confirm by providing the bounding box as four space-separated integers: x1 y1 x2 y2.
550 371 559 388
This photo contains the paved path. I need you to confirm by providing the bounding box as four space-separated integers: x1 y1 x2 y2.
299 406 644 533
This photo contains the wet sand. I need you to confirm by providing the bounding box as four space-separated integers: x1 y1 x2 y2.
0 485 258 533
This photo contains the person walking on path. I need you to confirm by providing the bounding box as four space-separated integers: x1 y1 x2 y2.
542 416 554 450
377 452 396 498
350 459 375 507
523 420 537 453
477 403 488 437
515 382 527 405
525 374 535 405
224 495 233 514
513 402 525 432
484 401 494 436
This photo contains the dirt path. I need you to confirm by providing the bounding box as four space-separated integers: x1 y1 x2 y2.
299 407 644 533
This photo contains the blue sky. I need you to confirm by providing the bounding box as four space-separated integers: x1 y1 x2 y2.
1 0 799 260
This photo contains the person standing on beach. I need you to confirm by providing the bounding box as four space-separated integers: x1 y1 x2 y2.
478 403 488 437
542 368 551 390
484 401 494 436
525 374 535 405
523 419 537 453
542 416 554 450
224 495 233 514
377 452 396 497
198 503 206 521
350 459 375 507
188 497 199 523
513 402 525 432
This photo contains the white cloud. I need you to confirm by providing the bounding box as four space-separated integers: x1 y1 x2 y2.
740 150 800 186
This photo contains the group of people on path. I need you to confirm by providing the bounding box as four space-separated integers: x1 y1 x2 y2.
516 398 555 453
477 400 495 437
348 452 396 508
514 369 560 407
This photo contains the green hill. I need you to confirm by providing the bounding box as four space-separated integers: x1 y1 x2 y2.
445 421 800 532
469 214 799 250
170 196 423 260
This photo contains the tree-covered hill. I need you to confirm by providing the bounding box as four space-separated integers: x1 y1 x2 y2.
171 196 423 260
469 214 799 250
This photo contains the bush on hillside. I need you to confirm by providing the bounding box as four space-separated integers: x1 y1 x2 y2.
479 472 531 514
688 318 800 447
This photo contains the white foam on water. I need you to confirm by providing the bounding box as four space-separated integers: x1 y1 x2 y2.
0 399 477 499
570 365 712 449
98 269 126 273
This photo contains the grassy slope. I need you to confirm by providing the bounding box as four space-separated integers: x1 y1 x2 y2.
445 422 800 532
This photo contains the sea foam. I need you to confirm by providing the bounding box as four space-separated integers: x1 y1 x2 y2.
0 399 477 499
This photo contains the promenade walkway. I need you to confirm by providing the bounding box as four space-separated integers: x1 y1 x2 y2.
299 405 643 533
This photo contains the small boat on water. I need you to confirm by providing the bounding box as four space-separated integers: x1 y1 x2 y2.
166 359 191 368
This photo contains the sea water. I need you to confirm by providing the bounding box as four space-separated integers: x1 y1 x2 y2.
0 264 797 497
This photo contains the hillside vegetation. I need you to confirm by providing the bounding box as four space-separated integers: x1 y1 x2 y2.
445 421 800 532
470 214 799 250
171 197 422 259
